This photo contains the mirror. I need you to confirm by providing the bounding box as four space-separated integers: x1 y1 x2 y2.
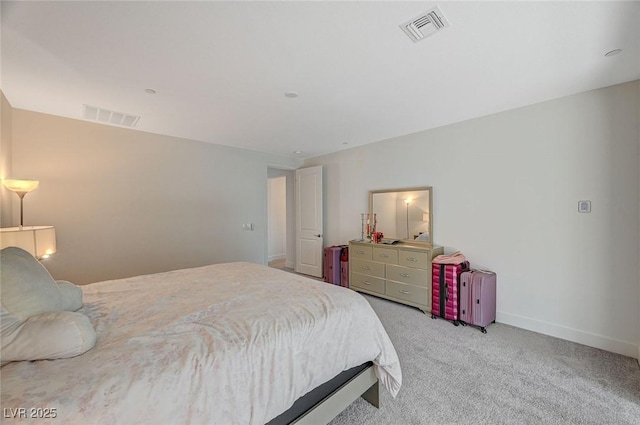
369 186 432 245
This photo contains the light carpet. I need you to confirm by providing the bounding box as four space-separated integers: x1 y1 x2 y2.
330 294 640 425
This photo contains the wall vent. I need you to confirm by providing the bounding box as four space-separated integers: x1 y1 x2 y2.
82 104 140 128
400 5 450 43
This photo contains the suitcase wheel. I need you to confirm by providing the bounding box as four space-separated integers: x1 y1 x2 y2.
431 314 436 320
460 321 467 327
453 321 459 327
481 327 487 334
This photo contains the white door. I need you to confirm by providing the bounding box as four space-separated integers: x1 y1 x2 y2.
295 166 323 277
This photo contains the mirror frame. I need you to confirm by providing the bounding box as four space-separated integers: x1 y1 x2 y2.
369 186 433 246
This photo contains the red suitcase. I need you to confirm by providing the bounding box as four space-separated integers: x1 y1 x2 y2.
340 247 349 287
460 270 497 333
431 261 469 325
323 246 344 285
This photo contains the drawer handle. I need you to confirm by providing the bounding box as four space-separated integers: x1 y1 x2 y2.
357 250 365 254
363 281 372 285
361 266 370 270
399 289 410 294
379 254 389 258
400 273 411 277
406 257 418 262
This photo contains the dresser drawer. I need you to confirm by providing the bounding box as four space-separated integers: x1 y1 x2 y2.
386 264 428 287
385 280 427 306
398 249 429 269
372 247 398 264
350 245 373 260
351 273 385 295
351 258 384 278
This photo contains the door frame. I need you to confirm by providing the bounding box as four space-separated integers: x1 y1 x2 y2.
266 167 296 269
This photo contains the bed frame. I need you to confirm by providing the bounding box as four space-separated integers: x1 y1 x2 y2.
267 363 379 425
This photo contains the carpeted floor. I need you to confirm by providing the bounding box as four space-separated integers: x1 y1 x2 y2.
330 294 640 425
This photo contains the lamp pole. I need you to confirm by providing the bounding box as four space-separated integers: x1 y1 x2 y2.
17 192 27 229
404 199 410 239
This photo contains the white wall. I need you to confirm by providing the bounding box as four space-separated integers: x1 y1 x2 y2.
637 81 640 362
267 168 295 268
1 92 13 227
267 175 286 261
9 108 301 284
306 81 640 358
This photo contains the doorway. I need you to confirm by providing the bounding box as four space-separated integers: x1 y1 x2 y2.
267 168 294 271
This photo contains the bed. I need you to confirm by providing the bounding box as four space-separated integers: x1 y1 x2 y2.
1 259 402 424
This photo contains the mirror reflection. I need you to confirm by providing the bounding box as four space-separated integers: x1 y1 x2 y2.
370 187 432 244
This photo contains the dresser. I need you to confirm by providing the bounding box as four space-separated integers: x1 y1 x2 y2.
349 241 443 313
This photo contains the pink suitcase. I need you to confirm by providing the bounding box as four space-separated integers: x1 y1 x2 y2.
460 270 496 333
431 261 469 325
323 246 343 285
459 271 474 324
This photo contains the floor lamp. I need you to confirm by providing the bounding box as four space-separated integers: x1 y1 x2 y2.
3 179 39 229
404 198 411 239
1 179 56 259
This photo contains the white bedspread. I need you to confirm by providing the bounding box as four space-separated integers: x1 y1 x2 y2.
1 262 401 424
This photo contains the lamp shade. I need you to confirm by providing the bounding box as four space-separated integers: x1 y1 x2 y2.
3 179 39 193
0 226 56 259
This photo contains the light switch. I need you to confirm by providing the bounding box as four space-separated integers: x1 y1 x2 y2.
578 200 591 213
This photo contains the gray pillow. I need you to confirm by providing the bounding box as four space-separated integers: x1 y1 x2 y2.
1 247 62 319
1 310 96 364
0 247 95 365
57 280 84 311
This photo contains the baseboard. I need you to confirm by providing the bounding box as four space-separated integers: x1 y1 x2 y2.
497 311 638 359
285 260 294 269
268 254 286 262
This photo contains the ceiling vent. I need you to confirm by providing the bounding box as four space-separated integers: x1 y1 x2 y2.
400 5 450 43
82 104 140 128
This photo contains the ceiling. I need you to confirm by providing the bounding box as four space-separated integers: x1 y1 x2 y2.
2 1 639 160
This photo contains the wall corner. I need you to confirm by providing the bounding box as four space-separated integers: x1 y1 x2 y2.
0 90 14 227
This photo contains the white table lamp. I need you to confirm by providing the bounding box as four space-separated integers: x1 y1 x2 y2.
0 226 56 259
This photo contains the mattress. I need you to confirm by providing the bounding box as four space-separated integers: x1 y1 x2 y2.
1 262 402 424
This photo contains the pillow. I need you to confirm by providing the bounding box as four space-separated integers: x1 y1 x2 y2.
0 247 96 365
415 232 430 242
57 280 84 312
0 311 96 364
0 247 62 318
